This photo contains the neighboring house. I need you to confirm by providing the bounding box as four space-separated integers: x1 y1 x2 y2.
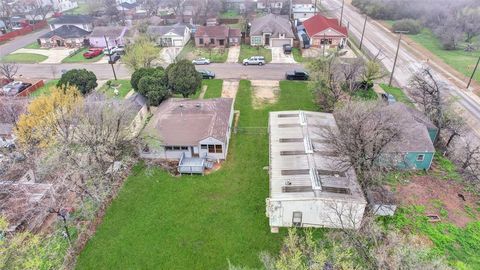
224 0 256 13
292 0 314 9
292 6 317 21
0 97 28 148
52 0 78 12
381 103 437 170
256 0 283 13
147 24 190 47
38 25 90 48
194 25 240 47
117 2 140 17
267 111 367 232
303 14 347 48
116 0 136 4
206 18 218 26
89 26 128 47
141 98 234 174
249 14 294 47
49 14 94 31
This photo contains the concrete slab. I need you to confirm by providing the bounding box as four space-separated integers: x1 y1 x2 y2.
271 47 296 64
226 46 240 63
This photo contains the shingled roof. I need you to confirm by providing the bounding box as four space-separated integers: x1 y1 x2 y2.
303 14 348 37
89 26 127 38
146 98 234 146
40 25 91 39
51 14 93 25
250 14 294 38
195 25 229 38
147 24 187 37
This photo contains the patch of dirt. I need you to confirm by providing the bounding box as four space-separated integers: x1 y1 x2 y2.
395 175 480 227
222 80 239 99
198 85 208 99
251 80 279 108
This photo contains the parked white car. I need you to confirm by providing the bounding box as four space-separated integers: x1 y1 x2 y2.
104 45 125 55
192 58 211 65
242 56 266 66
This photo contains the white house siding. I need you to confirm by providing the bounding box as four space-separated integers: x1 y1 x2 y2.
250 35 263 46
50 23 92 32
267 198 366 230
199 137 225 160
293 11 316 21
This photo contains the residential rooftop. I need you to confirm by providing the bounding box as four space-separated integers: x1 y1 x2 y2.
268 111 365 202
40 25 91 39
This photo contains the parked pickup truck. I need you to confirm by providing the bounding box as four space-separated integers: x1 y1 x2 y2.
242 56 265 66
285 70 309 80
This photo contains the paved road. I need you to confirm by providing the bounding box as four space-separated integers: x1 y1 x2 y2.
0 28 50 57
16 62 303 81
322 0 480 136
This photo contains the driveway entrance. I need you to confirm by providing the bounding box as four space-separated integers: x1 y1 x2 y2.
270 47 296 64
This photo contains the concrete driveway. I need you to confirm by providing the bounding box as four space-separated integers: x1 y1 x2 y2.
226 46 240 63
271 47 296 64
160 47 183 64
11 47 75 64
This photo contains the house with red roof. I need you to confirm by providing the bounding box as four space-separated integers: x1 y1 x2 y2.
302 14 348 48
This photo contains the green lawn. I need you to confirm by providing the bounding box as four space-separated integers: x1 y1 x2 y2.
1 53 47 63
30 79 59 98
292 48 305 63
380 83 414 106
65 3 89 15
99 80 132 98
24 41 46 49
177 41 228 63
409 28 480 84
76 80 317 269
238 45 272 63
220 10 240 19
62 48 104 63
202 79 223 99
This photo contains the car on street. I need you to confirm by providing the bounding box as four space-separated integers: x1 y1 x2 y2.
1 81 32 96
285 70 309 80
381 93 396 105
108 53 121 64
242 56 265 66
283 44 292 54
104 45 125 55
198 70 215 79
83 48 103 59
192 58 211 65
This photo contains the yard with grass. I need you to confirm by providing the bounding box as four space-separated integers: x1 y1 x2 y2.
99 80 132 98
408 29 480 84
177 41 228 63
238 45 272 63
76 80 316 269
292 48 305 63
220 10 240 19
24 41 46 50
380 83 414 106
62 48 104 63
1 53 47 63
202 79 223 99
65 3 89 15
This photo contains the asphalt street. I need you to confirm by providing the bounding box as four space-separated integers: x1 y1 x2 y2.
322 0 480 136
16 62 304 81
0 28 50 57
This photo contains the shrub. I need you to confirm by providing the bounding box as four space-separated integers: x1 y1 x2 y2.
392 19 422 34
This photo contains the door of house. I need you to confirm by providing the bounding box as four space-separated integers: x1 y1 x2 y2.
191 146 199 157
264 34 270 46
56 39 63 46
219 39 225 46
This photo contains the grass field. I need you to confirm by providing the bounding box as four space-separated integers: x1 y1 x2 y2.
177 41 229 63
30 80 59 98
202 79 223 99
65 3 89 15
408 28 480 84
24 41 46 49
1 53 47 63
76 80 316 269
99 80 132 98
62 48 104 63
380 83 414 106
220 10 240 19
239 45 272 63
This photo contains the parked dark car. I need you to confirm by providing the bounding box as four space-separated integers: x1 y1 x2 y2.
381 93 396 104
198 70 215 79
108 53 121 64
285 70 309 80
283 44 292 54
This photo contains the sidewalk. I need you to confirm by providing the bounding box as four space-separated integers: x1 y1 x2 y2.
226 46 240 63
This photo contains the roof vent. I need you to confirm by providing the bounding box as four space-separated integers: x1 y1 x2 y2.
299 111 307 126
304 135 313 154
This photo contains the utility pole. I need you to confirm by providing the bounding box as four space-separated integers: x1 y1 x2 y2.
467 56 480 89
340 0 345 26
323 32 326 56
104 35 117 80
314 0 318 15
389 31 409 86
359 15 367 50
289 0 292 19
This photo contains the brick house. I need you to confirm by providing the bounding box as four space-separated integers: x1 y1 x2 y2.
194 25 241 48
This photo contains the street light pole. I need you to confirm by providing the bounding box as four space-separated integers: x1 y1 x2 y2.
389 31 409 86
359 15 367 50
340 0 345 26
467 56 480 89
104 35 117 81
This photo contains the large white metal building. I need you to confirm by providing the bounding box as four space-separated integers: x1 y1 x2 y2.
267 111 367 233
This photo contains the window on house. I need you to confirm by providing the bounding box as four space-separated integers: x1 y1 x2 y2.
417 154 425 162
173 146 181 150
201 144 207 149
210 38 215 44
208 145 215 153
292 212 302 226
199 38 204 44
215 145 223 153
165 146 173 151
180 146 188 150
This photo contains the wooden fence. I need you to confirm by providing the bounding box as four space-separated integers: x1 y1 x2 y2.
15 80 44 97
0 21 47 43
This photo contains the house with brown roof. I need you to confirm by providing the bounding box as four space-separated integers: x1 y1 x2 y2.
302 14 348 48
194 25 241 48
249 14 295 47
141 98 234 174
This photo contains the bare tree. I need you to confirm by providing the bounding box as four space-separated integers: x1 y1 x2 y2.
0 63 19 81
308 55 344 112
28 3 53 21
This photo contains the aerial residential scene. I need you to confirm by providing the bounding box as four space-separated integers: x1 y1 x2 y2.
0 0 480 269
